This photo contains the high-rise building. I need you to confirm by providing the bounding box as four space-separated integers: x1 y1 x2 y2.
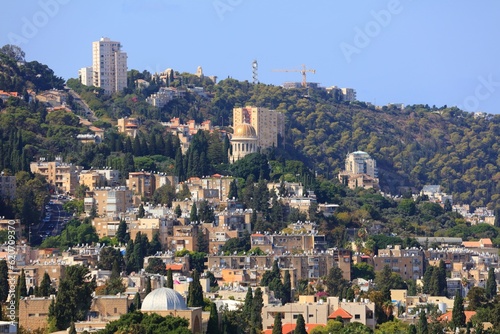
232 106 284 150
92 37 127 94
78 66 93 86
344 151 377 178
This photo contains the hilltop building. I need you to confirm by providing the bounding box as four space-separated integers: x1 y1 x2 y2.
90 37 128 94
230 106 284 162
338 151 379 190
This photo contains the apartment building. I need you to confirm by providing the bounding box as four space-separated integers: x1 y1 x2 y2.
117 117 138 137
129 217 171 246
338 151 379 190
78 66 93 86
30 157 83 194
373 245 425 280
232 106 285 150
92 37 127 94
84 186 135 217
127 171 155 198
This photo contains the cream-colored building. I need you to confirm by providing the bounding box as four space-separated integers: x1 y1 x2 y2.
92 37 127 94
233 106 284 150
117 117 138 138
78 66 93 86
84 187 135 217
262 296 376 330
30 157 83 194
338 151 379 190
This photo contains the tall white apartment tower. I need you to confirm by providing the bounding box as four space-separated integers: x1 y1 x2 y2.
92 37 128 94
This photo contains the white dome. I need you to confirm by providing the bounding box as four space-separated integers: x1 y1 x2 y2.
141 287 188 311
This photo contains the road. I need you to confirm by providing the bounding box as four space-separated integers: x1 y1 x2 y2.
31 195 73 245
66 87 98 122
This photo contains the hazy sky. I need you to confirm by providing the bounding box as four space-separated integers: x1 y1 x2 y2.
1 0 500 113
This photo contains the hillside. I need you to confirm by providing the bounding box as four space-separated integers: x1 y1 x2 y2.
2 46 500 210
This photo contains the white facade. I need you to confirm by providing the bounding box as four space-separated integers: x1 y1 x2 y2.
345 151 378 178
79 66 93 86
92 37 128 94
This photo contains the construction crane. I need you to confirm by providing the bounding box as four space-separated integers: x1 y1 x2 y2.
272 64 316 88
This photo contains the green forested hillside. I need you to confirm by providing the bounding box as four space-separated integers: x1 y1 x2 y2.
2 46 500 211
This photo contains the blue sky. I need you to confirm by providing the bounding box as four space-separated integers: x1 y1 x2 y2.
1 0 500 113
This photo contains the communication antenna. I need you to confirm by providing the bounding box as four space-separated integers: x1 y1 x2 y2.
252 60 258 85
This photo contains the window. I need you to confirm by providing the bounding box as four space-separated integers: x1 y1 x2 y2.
355 314 361 319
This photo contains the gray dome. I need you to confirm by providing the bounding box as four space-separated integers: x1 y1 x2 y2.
141 287 188 311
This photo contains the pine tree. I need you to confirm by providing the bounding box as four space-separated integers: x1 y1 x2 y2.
187 270 203 307
452 291 466 330
486 267 497 299
272 312 282 334
206 302 219 334
166 269 174 289
295 314 307 334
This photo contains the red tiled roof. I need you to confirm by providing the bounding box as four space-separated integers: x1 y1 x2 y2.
166 264 183 271
438 310 476 323
328 307 353 319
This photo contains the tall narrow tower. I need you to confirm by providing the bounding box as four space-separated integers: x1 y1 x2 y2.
252 60 258 85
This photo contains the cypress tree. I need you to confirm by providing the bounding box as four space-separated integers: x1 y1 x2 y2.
17 268 27 299
418 311 428 334
166 269 173 289
437 260 448 296
190 203 199 223
283 270 292 304
174 147 184 181
133 292 141 310
188 270 203 307
250 287 263 333
138 204 145 218
272 312 282 334
206 302 219 334
242 286 253 320
145 277 152 294
174 204 182 218
116 219 129 244
486 267 497 299
452 291 466 330
39 272 52 297
228 179 238 200
0 260 8 302
294 314 307 334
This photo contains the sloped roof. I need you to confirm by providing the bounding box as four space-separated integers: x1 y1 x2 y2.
438 310 476 323
328 307 353 319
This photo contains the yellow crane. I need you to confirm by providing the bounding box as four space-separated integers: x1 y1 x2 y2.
272 64 316 88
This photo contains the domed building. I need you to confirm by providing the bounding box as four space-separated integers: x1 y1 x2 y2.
230 123 258 162
141 288 202 333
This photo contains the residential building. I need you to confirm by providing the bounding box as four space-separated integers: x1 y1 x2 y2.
79 168 120 190
92 37 127 94
18 296 54 331
0 174 16 200
232 106 285 150
79 66 93 86
338 151 379 190
127 171 155 198
117 117 138 137
420 185 453 205
92 217 121 238
30 157 83 194
84 186 135 217
167 224 199 252
373 245 425 280
261 296 375 331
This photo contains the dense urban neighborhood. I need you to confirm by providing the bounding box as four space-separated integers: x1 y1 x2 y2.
2 41 500 334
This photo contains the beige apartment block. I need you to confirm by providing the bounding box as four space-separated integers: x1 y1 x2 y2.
18 296 53 331
84 187 135 217
127 171 155 198
117 117 138 137
92 37 127 94
30 157 83 194
233 106 284 150
92 217 121 238
373 245 425 280
129 217 170 245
